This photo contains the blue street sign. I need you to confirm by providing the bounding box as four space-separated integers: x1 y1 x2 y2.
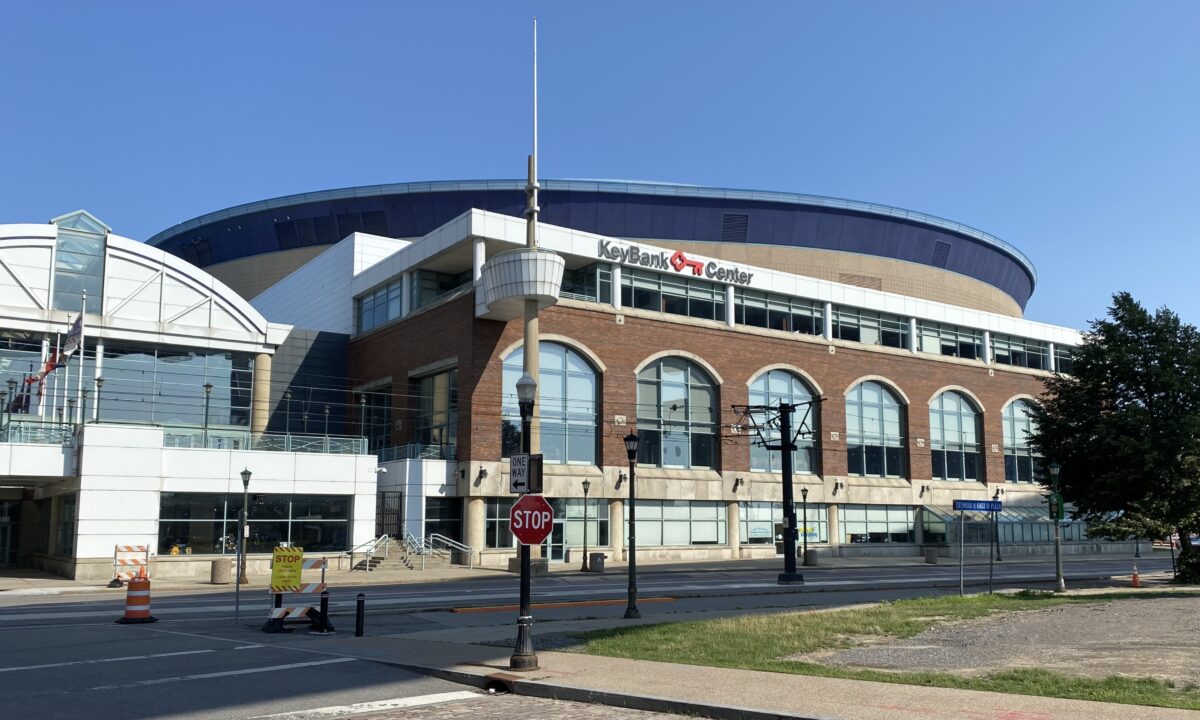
953 499 1002 512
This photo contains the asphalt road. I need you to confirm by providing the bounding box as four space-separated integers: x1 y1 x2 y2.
0 556 1172 720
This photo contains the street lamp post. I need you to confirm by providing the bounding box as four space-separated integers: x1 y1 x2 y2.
359 394 367 439
6 379 16 428
1049 462 1065 592
202 382 213 447
993 488 1003 562
94 377 104 423
511 373 538 670
580 478 591 572
235 468 251 623
623 431 641 619
800 487 809 565
323 405 331 451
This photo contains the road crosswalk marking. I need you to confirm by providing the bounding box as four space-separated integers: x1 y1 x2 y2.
249 691 481 718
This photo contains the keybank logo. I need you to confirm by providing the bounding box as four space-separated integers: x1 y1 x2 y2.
597 240 754 286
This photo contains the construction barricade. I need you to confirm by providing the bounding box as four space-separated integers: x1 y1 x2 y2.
115 569 158 624
261 548 333 634
108 545 151 587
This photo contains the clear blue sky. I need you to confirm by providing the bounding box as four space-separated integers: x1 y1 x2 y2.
2 2 1197 330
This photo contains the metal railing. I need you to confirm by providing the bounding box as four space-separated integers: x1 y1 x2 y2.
344 534 390 571
377 442 456 462
163 427 369 455
0 420 76 446
426 533 475 570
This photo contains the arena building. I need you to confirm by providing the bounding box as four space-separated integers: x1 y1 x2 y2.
0 182 1136 579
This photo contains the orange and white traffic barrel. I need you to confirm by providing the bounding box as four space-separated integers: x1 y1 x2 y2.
116 571 158 624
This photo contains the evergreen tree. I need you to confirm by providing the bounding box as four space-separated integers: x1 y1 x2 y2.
1032 292 1200 581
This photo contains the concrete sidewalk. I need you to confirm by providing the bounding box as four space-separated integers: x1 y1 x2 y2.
0 551 1161 596
285 631 1199 720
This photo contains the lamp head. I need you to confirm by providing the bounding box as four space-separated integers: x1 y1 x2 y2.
240 468 252 489
800 487 808 501
1048 462 1061 480
203 382 213 395
623 431 639 461
95 377 104 388
581 478 591 494
516 373 537 405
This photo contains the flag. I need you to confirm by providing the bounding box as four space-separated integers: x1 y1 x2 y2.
63 314 83 358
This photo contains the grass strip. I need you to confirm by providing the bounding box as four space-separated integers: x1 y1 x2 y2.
576 590 1200 710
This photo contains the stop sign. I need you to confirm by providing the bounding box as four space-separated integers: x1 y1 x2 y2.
510 494 554 545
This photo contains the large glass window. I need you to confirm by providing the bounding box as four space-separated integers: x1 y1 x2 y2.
158 493 351 554
748 370 817 473
918 322 983 360
621 268 726 321
501 343 598 464
355 280 403 333
424 497 463 542
626 500 726 546
361 386 392 454
636 358 718 469
413 369 457 455
833 307 909 349
53 227 105 314
1054 346 1075 375
735 289 822 335
739 501 828 545
412 269 472 312
100 345 253 427
845 381 906 478
929 391 982 482
840 504 914 543
560 263 601 301
991 334 1049 370
1003 400 1040 483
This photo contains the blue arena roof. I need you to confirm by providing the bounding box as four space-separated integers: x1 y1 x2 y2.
149 179 1037 309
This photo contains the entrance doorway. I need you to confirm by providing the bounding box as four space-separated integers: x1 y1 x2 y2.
376 491 403 538
541 517 568 562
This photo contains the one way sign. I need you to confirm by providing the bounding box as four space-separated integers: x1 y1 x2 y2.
509 453 544 494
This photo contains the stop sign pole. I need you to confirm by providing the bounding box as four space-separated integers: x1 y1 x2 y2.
510 493 553 670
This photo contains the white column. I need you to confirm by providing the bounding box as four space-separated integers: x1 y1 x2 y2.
611 265 622 310
92 339 105 421
472 238 486 281
609 498 624 559
726 500 740 558
983 331 993 364
1048 342 1057 373
725 285 735 327
909 318 919 353
823 302 834 341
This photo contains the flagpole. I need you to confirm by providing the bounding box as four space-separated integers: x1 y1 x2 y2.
75 293 86 424
61 322 70 423
51 332 61 422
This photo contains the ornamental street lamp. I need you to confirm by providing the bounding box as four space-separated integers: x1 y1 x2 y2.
581 478 591 572
1049 462 1065 592
510 372 538 671
235 467 251 623
94 377 104 423
623 431 641 619
800 486 809 564
202 382 213 447
284 390 292 435
993 488 1003 562
323 405 331 450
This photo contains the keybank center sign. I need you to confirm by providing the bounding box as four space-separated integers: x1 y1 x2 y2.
596 240 755 286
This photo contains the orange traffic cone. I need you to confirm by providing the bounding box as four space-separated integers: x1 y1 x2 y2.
1131 564 1141 588
116 568 158 624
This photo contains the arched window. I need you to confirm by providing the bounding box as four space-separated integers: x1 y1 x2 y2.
748 370 817 473
1003 400 1039 483
929 391 982 481
502 343 598 465
636 357 717 468
845 381 905 478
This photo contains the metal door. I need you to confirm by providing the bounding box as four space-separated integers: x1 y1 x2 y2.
376 491 403 537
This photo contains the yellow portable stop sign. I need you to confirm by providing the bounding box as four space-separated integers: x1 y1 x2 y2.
270 546 305 592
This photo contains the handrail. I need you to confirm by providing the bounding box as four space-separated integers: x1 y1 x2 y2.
345 534 389 571
428 533 475 569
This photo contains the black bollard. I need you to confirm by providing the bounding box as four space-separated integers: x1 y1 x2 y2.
274 593 283 609
355 593 365 637
318 590 331 633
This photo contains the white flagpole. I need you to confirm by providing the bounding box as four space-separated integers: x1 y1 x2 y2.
61 321 70 424
51 332 60 422
75 293 86 424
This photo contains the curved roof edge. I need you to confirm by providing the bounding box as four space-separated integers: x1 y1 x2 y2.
147 179 1036 287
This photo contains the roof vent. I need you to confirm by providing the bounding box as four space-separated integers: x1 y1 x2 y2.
721 213 749 243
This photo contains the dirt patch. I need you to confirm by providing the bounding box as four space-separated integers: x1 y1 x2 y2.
793 597 1200 685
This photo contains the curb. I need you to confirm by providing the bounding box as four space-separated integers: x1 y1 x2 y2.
360 658 833 720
